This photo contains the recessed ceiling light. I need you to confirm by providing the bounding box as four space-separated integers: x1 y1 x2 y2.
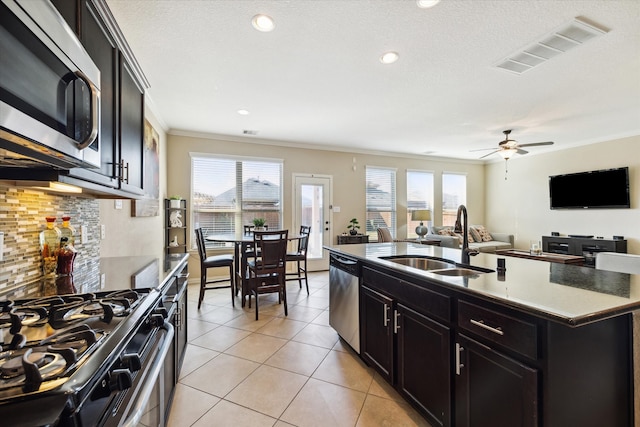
416 0 440 8
252 14 275 32
380 51 399 64
237 109 250 115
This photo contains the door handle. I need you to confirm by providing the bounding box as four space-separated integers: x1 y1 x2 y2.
383 303 390 327
393 310 400 334
455 343 464 375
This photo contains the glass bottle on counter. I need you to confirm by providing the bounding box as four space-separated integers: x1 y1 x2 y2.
57 237 77 276
60 216 76 246
40 216 61 276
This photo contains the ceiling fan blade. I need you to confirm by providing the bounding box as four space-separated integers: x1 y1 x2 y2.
518 141 554 148
469 147 498 152
516 148 529 155
479 150 500 159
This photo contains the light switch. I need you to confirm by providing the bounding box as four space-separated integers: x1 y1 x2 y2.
114 200 123 209
101 224 106 239
333 206 341 212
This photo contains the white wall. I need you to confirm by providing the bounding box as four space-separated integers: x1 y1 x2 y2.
485 135 640 254
166 132 485 274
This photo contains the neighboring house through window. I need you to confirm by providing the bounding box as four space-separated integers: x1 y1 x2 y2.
191 154 283 249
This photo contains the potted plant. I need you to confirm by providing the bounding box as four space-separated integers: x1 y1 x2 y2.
252 217 266 231
169 195 182 209
347 218 360 235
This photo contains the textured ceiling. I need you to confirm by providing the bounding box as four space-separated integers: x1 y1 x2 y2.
105 0 640 160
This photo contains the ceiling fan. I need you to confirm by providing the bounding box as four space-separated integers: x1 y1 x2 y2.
472 130 554 160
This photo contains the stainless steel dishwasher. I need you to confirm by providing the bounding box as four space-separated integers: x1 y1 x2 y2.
329 253 360 353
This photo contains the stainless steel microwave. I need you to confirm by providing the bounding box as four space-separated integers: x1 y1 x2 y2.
0 0 101 169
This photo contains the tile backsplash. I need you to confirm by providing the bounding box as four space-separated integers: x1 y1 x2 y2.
0 183 100 293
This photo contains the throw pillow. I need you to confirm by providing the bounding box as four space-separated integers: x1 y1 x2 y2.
437 228 453 236
451 232 468 245
469 227 482 242
475 225 493 242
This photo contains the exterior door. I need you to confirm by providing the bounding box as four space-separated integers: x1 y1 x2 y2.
293 174 331 270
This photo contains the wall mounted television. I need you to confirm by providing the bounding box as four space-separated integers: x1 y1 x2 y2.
549 167 630 209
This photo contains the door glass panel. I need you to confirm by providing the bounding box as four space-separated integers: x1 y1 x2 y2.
301 184 323 259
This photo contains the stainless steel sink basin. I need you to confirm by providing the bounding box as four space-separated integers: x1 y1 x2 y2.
429 268 484 277
382 257 456 271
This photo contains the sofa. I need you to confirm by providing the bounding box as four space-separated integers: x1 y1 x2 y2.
427 225 514 253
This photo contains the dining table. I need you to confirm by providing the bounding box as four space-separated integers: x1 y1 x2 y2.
205 231 302 306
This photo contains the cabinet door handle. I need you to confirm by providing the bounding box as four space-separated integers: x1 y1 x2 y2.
470 319 504 336
393 310 401 334
455 343 464 375
123 161 130 184
383 303 390 327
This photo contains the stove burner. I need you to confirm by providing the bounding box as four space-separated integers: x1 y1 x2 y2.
1 351 65 379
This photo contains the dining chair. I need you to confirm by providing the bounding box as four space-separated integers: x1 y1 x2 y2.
195 228 235 308
286 225 310 294
377 227 394 242
246 229 289 320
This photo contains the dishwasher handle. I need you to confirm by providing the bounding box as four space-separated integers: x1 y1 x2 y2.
330 254 359 275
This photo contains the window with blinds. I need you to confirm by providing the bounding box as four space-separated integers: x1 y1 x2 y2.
407 170 434 238
191 155 283 248
366 166 396 239
442 172 467 226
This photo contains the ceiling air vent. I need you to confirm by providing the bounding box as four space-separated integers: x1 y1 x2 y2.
495 17 609 74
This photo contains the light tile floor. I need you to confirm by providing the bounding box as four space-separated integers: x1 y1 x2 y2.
168 271 432 427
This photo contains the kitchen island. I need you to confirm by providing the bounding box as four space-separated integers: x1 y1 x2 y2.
326 242 638 427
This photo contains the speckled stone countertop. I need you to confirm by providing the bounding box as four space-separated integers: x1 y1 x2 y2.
0 253 189 300
326 242 640 326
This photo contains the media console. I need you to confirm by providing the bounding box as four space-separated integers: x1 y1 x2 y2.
542 236 627 267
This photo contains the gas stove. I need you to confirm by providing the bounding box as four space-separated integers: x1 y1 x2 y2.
0 287 164 426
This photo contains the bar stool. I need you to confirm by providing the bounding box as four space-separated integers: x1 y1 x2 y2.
195 228 235 308
286 225 310 294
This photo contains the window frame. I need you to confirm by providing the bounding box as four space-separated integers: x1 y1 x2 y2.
190 153 284 250
406 169 435 238
441 171 467 227
365 166 397 240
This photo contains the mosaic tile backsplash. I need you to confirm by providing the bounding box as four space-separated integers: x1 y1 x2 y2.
0 183 100 293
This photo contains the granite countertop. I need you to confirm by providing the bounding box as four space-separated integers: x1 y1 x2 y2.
0 253 189 300
326 242 640 326
98 253 188 294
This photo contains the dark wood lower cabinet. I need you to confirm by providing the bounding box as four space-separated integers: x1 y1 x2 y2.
397 304 451 427
360 286 394 383
354 260 633 427
455 334 538 427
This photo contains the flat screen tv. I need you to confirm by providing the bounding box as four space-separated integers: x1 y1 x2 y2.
549 167 630 209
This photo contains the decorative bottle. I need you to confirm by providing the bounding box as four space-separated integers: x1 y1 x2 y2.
60 216 76 246
56 237 77 276
40 216 61 276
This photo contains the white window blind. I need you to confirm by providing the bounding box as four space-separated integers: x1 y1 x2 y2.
442 172 467 227
407 170 434 238
366 166 396 239
191 155 283 248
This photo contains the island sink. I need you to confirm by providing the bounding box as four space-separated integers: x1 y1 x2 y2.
380 255 494 276
428 268 485 277
381 256 455 271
